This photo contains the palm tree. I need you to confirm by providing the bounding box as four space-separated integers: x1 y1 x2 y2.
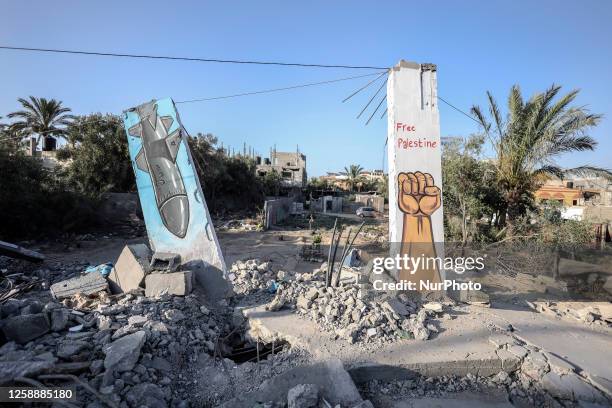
471 84 608 227
8 97 74 148
344 164 364 192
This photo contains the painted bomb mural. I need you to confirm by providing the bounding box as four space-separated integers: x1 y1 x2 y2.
387 61 444 288
123 98 226 286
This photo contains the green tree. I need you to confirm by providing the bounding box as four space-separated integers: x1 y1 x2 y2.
59 114 134 196
7 97 74 147
471 85 609 230
442 135 504 243
344 164 364 192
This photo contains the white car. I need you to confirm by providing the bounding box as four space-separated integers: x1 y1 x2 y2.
356 207 376 218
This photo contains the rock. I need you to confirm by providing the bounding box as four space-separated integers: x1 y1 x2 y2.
0 299 21 318
108 244 150 294
127 315 148 326
145 271 193 297
0 360 54 385
382 298 409 316
422 302 443 313
125 382 167 408
50 308 69 331
296 296 311 310
287 384 319 408
366 328 377 337
1 313 50 344
304 288 319 301
103 330 146 372
57 341 90 359
162 309 185 322
97 315 112 331
493 371 510 385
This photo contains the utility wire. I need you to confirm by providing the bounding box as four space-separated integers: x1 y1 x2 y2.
0 45 389 70
175 71 386 104
438 95 481 124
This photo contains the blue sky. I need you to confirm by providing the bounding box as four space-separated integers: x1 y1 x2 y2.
1 1 610 176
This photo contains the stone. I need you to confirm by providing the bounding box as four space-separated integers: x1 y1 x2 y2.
57 341 90 358
103 331 146 372
50 308 69 332
287 384 319 408
521 352 549 380
305 288 319 301
382 298 409 316
422 302 443 313
0 299 21 317
125 382 167 408
50 273 108 299
127 315 148 326
145 271 193 297
366 328 377 337
296 295 311 310
1 313 50 344
162 309 185 322
0 360 54 385
108 244 150 294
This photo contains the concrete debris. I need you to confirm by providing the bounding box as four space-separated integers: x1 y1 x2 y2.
108 244 150 294
104 330 146 372
1 313 50 344
50 272 108 299
528 301 612 328
145 270 193 297
150 252 181 272
287 383 319 408
230 259 439 345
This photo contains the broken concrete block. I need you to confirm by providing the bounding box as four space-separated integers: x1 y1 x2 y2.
50 308 69 332
103 330 146 372
382 298 409 316
150 251 180 272
2 313 50 344
287 384 319 408
496 349 520 372
50 272 108 299
108 244 151 294
458 288 490 306
145 271 193 297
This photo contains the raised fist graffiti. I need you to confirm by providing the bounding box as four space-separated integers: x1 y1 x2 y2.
397 172 441 216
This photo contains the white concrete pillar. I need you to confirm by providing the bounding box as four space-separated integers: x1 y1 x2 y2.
387 60 444 287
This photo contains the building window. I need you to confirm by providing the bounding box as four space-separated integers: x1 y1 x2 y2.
572 200 578 205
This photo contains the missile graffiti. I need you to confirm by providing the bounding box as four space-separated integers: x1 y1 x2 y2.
126 101 189 238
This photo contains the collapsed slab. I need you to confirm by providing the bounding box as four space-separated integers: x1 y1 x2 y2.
108 244 150 294
219 359 365 408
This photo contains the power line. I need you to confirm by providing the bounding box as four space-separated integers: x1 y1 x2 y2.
438 95 481 125
175 71 386 104
0 45 389 70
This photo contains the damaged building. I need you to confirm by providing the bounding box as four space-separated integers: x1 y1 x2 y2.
256 148 307 189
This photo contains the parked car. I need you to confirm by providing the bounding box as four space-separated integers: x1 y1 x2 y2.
356 207 376 218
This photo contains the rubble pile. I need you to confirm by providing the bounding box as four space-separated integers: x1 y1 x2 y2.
228 258 279 295
0 282 227 407
255 383 374 408
230 259 444 344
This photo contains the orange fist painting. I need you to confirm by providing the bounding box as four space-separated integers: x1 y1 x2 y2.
397 171 442 285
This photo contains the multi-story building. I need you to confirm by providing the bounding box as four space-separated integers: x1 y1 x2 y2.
256 148 307 188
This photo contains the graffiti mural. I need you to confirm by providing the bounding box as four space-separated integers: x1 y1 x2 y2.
123 98 226 288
